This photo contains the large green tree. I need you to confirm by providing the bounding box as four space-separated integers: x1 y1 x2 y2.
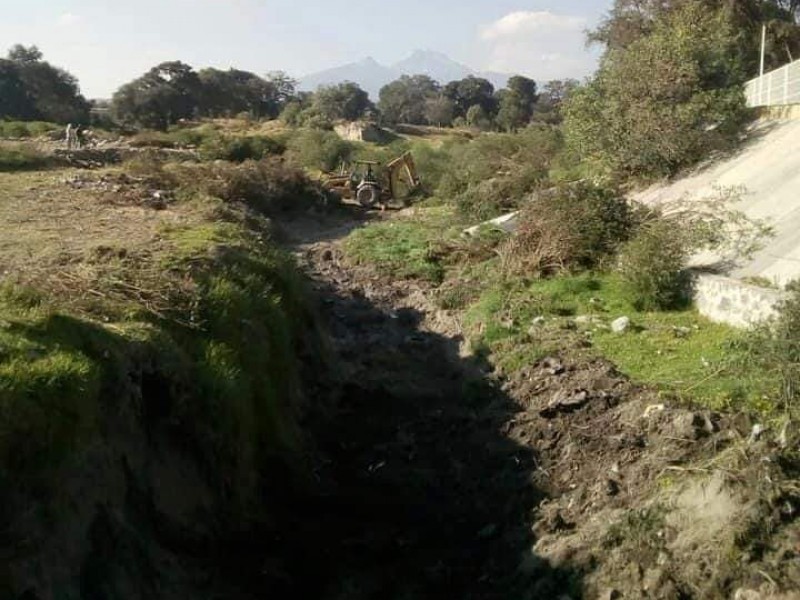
378 74 440 124
311 82 372 122
197 68 282 118
2 45 89 123
443 76 497 119
564 1 750 178
495 75 538 132
591 0 800 73
112 61 202 130
0 60 35 120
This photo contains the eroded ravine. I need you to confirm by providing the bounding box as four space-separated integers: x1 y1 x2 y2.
273 209 578 599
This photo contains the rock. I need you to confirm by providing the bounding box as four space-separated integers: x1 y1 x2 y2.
540 390 590 417
611 316 631 333
542 356 565 375
776 419 793 448
749 423 766 443
643 404 666 418
669 412 713 440
643 567 665 592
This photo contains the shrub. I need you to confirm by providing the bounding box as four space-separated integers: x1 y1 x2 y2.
617 219 691 310
0 121 60 139
617 187 771 311
179 158 323 214
285 129 354 172
437 125 563 219
128 131 176 148
501 182 635 276
199 135 285 162
737 287 800 413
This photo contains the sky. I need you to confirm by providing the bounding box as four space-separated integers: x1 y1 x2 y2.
0 0 612 98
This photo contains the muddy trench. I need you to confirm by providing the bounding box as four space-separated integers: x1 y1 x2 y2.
229 211 583 599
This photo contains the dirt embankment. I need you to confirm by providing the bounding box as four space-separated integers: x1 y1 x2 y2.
277 209 800 600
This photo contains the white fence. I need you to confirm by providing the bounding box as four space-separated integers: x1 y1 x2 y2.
745 59 800 107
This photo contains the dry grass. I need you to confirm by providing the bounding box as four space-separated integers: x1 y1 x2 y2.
0 168 206 320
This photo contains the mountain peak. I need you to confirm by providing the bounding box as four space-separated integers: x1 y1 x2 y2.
299 51 510 99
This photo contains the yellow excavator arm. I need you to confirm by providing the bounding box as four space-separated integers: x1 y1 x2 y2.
385 152 421 201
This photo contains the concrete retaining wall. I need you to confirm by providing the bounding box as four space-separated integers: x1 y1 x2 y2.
693 274 787 328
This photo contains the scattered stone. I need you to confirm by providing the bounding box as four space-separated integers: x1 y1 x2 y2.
776 420 793 448
643 404 666 418
734 590 762 600
669 412 713 440
532 316 546 326
541 390 590 417
542 356 566 376
611 316 631 333
575 315 593 325
749 423 766 443
672 326 692 338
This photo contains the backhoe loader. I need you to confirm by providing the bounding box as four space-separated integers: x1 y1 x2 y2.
322 151 421 208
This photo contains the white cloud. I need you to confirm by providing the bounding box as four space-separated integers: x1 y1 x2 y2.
57 13 82 27
478 11 598 82
480 11 585 41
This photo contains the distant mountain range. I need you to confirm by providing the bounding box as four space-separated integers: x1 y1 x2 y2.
298 50 511 99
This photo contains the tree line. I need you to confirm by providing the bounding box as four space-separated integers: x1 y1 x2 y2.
0 45 90 124
0 43 574 132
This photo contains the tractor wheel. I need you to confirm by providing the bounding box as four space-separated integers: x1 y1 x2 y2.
356 184 380 207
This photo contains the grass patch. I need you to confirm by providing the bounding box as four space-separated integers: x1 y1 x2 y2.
0 143 51 172
344 206 464 283
463 272 779 412
0 159 322 506
0 121 59 139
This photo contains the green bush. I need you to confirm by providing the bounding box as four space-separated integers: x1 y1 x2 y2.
737 286 800 414
199 134 285 162
128 131 176 148
285 129 354 172
436 125 563 219
563 2 750 180
617 219 691 310
0 121 60 139
180 158 323 214
502 182 635 276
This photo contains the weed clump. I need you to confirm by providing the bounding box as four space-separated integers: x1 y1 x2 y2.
198 134 285 162
179 158 324 215
501 182 635 276
285 129 355 172
437 125 562 220
617 219 692 311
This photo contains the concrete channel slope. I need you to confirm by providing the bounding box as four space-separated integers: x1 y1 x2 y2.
636 117 800 287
